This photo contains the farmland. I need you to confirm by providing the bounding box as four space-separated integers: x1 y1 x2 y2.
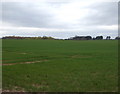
2 39 118 92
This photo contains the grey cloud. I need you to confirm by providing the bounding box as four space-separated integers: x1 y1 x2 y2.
81 2 118 26
2 2 118 28
2 2 59 28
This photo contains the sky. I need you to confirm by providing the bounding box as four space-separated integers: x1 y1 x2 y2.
0 0 119 39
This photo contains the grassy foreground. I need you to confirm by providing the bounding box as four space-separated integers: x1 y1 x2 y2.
2 39 118 92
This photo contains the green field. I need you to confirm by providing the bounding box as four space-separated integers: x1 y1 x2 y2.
2 39 118 92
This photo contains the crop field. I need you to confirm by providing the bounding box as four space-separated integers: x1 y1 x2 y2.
2 39 118 92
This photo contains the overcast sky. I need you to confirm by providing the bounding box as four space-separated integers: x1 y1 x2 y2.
0 0 119 39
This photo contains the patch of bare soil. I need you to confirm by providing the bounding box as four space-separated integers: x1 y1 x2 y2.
2 86 25 92
20 53 27 55
32 84 41 88
32 83 49 89
2 60 48 66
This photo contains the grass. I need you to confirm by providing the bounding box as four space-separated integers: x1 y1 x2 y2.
2 39 118 92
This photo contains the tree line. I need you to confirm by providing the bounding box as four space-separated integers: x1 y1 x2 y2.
2 36 120 40
2 36 55 40
66 36 120 40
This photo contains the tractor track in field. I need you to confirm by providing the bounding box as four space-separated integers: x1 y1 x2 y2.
2 60 48 66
